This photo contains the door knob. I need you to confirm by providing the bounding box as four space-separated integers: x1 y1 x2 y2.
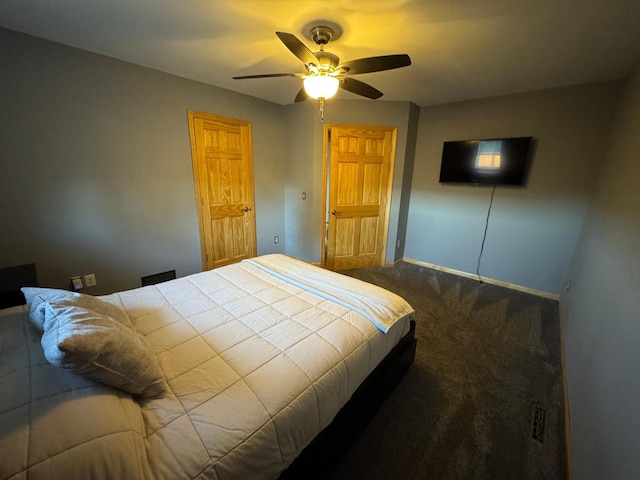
243 206 251 212
331 210 338 215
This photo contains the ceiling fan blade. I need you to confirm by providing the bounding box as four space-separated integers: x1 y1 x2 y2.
232 73 298 80
338 54 411 75
340 78 383 99
276 32 318 66
294 87 309 103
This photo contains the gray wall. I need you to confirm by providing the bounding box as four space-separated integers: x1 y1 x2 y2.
561 62 640 480
0 28 286 294
394 102 420 262
406 83 620 295
283 102 317 262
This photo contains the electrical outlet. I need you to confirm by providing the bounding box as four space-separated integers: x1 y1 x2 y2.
84 273 97 287
71 276 84 291
302 192 307 200
274 236 279 244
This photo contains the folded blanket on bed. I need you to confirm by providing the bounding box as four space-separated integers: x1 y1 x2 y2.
245 254 414 333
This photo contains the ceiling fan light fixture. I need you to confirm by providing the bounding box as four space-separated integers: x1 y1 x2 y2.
303 75 339 99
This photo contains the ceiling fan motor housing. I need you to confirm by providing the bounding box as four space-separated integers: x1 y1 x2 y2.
314 51 339 69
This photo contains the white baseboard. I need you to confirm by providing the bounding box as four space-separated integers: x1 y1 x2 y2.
400 257 560 300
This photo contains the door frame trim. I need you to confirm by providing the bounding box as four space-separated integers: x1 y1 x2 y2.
320 124 398 269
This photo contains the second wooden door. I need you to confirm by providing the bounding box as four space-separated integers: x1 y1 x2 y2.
324 125 397 270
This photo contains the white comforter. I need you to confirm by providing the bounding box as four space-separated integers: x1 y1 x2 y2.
1 255 414 479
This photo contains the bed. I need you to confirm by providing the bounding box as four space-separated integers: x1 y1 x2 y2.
0 254 416 479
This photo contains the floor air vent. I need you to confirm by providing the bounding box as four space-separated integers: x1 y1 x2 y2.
531 404 547 443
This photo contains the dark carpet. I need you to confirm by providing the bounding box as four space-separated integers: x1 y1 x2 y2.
330 261 566 480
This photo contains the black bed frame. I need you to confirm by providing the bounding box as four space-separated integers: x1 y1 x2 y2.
0 263 416 479
280 319 417 479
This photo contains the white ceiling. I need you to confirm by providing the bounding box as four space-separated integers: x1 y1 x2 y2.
1 0 640 106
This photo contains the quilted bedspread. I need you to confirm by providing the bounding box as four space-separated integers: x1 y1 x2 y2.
0 305 151 479
1 255 413 480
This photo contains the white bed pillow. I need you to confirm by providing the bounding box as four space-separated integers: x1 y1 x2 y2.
21 287 131 330
41 301 165 398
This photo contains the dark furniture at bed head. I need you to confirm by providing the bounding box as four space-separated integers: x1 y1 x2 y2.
0 263 38 309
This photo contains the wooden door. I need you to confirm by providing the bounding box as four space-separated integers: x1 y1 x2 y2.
323 125 396 271
188 111 256 270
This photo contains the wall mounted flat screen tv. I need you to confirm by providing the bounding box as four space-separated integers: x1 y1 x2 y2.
439 136 533 185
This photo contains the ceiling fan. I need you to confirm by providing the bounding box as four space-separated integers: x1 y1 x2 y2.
232 25 411 104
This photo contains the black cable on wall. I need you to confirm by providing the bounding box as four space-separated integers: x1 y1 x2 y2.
476 184 497 283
